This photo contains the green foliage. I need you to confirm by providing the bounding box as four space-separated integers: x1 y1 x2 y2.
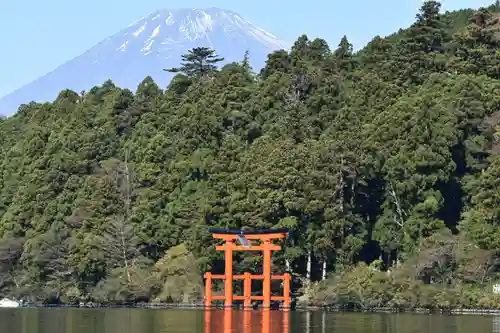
164 47 224 78
0 3 499 307
304 236 500 310
152 243 202 303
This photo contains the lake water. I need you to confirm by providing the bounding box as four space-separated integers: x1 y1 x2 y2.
0 308 499 333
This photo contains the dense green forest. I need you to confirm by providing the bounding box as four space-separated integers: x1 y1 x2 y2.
0 1 500 308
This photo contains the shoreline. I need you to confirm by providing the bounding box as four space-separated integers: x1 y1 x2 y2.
8 303 500 315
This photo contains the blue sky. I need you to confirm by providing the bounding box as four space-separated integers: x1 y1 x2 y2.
0 0 494 98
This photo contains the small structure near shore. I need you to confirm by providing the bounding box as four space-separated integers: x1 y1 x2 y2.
0 298 21 308
204 228 291 309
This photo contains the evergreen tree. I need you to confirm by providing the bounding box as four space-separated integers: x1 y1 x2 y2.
451 8 500 78
164 47 224 78
395 0 449 85
241 50 251 71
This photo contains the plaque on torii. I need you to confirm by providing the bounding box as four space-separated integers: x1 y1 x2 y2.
204 228 291 309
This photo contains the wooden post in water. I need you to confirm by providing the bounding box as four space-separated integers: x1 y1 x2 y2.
204 272 212 307
262 239 272 309
224 240 234 307
243 272 251 309
283 272 291 309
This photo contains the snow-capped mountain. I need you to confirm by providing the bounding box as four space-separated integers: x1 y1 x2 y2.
0 8 289 116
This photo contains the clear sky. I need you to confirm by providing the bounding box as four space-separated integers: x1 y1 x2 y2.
0 0 494 98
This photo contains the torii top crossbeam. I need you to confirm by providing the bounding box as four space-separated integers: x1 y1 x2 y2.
209 228 289 240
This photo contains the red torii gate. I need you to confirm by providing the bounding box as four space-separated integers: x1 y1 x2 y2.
204 228 291 309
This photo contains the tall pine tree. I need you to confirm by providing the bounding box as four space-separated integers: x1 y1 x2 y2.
164 47 224 78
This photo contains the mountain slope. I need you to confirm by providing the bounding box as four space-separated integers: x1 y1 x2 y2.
0 8 289 116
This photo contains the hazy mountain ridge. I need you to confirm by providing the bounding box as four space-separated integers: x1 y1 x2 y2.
0 8 290 116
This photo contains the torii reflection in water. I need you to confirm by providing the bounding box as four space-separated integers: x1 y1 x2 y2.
204 309 290 333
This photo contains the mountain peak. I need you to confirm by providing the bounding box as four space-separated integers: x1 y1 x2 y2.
119 7 288 54
0 8 289 116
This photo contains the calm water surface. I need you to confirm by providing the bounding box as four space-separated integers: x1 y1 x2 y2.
0 308 499 333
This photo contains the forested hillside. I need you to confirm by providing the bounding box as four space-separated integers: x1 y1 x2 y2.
0 1 499 307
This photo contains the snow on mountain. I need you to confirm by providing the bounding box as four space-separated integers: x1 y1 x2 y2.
0 8 290 116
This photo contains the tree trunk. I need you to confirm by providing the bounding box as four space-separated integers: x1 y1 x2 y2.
306 251 312 280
